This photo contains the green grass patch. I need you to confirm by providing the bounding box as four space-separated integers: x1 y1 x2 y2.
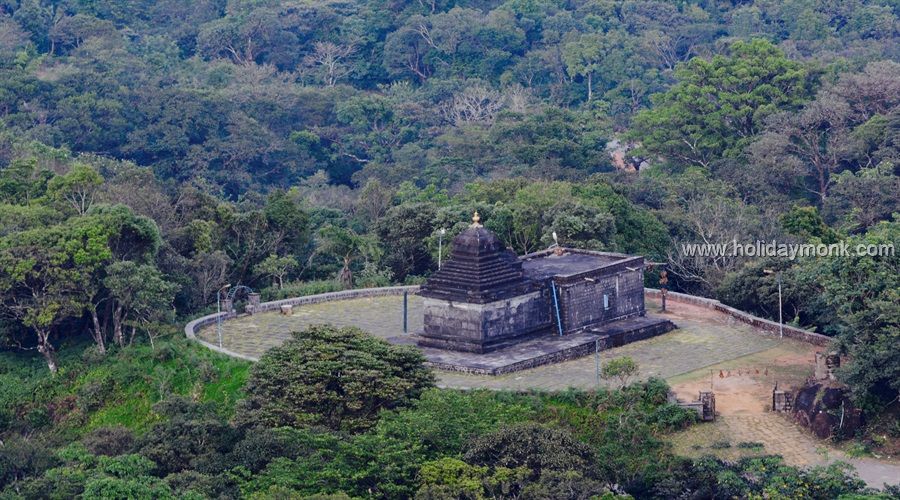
0 333 249 438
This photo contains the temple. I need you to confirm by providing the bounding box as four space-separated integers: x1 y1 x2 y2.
417 212 670 355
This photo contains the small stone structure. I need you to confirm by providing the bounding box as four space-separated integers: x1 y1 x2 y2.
418 213 651 353
772 383 793 412
246 293 261 314
669 391 716 421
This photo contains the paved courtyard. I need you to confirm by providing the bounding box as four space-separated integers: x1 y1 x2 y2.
198 294 784 390
197 295 424 360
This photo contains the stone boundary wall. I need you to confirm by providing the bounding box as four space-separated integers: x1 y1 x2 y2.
645 289 831 347
184 285 421 361
184 285 831 362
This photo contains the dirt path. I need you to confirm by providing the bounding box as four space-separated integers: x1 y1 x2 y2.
668 347 900 488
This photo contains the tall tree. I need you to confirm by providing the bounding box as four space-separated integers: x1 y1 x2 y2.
631 39 812 169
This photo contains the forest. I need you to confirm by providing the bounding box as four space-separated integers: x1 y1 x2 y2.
0 0 897 498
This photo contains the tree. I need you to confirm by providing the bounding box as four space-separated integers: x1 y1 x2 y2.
46 163 103 216
463 423 599 482
801 219 899 402
255 254 297 290
316 225 377 288
631 39 811 169
0 227 89 373
304 41 355 87
374 203 437 281
749 94 852 205
103 261 178 348
826 163 900 231
48 14 116 54
236 325 435 433
600 357 639 388
562 33 603 101
440 83 505 125
189 251 231 309
71 205 162 353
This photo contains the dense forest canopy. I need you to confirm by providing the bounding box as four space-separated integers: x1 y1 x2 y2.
0 0 897 396
4 0 900 389
0 0 898 498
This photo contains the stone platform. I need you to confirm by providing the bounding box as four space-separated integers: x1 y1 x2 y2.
389 315 675 375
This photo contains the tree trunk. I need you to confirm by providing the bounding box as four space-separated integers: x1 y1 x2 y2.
339 256 353 289
36 328 58 374
112 304 125 347
89 307 107 355
587 72 593 102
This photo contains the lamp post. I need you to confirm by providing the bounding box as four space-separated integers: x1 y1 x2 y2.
216 283 231 348
764 269 783 339
438 228 446 269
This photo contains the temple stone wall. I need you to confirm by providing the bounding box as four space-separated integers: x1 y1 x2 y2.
556 266 645 333
421 291 551 352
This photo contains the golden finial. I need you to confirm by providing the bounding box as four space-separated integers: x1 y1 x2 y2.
471 210 482 227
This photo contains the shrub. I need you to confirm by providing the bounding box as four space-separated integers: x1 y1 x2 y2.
0 435 58 489
81 345 107 364
236 325 435 433
600 357 639 388
261 280 344 301
463 424 599 481
83 426 135 456
76 378 114 412
137 396 238 475
226 428 309 473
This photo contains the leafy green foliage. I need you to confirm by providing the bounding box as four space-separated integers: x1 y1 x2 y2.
600 356 640 388
237 325 435 433
632 39 812 169
801 219 900 402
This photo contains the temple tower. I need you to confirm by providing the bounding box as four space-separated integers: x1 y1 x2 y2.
417 212 550 352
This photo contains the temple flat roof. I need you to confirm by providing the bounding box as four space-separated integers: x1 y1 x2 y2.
520 249 640 281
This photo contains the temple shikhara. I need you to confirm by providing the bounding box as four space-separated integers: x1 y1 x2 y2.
409 212 675 373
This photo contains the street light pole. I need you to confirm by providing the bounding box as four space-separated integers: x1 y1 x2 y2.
764 270 783 339
777 272 783 339
438 228 446 269
216 284 231 348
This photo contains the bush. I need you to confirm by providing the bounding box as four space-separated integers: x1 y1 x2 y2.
77 377 114 412
236 325 435 433
137 396 238 475
82 426 135 456
0 435 58 489
463 424 599 481
81 345 107 364
600 357 639 388
226 428 309 473
25 407 51 430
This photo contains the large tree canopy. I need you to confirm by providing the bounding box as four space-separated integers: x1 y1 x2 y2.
632 39 813 169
